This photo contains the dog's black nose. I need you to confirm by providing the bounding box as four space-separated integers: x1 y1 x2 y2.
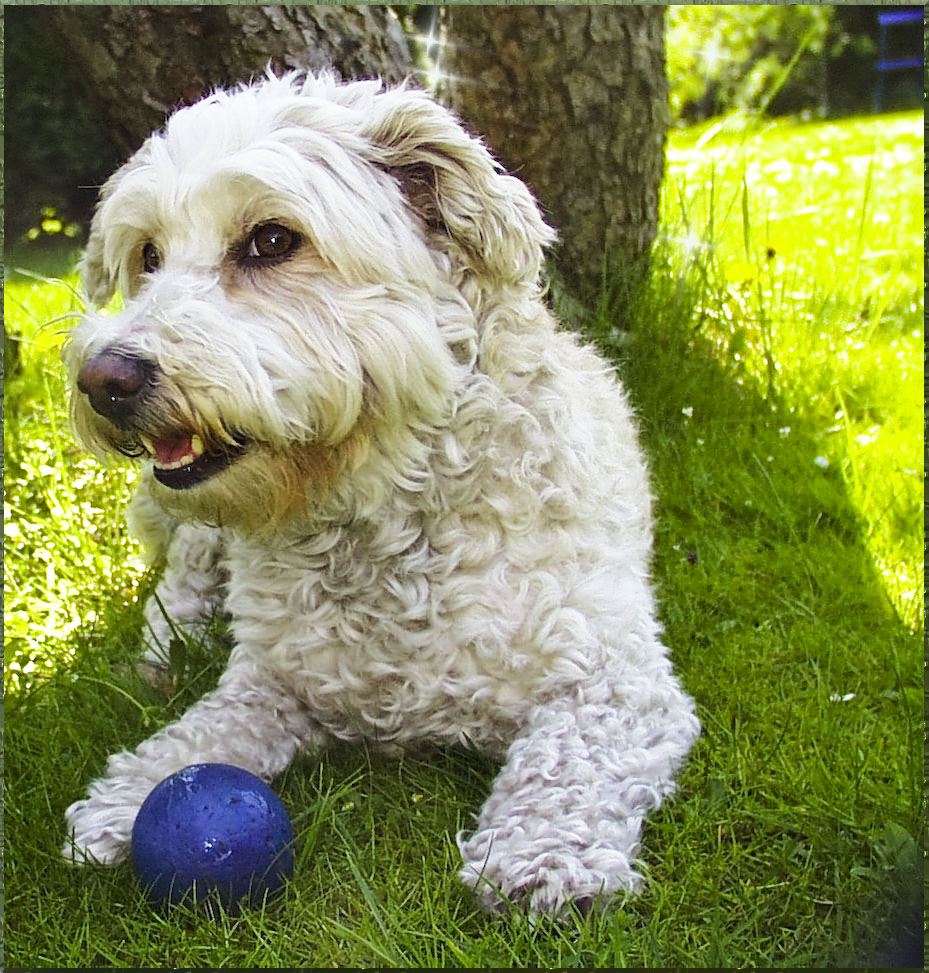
77 351 153 424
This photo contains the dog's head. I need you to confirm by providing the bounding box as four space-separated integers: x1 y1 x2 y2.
66 73 555 531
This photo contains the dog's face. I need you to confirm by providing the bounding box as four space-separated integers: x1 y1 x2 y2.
65 73 553 530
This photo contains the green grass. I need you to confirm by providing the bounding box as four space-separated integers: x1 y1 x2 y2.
4 269 142 693
4 110 922 967
654 111 923 630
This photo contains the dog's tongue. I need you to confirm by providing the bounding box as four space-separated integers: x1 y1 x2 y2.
153 436 195 466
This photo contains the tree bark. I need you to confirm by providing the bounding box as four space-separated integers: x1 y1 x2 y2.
439 6 668 306
45 5 413 157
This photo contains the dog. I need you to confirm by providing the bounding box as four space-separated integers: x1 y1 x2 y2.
62 72 699 915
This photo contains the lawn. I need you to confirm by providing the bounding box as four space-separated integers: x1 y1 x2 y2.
4 109 923 967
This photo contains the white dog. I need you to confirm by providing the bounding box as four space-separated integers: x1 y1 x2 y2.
62 72 699 915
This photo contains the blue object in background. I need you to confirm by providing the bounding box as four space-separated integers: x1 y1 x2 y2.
132 763 294 911
875 9 923 112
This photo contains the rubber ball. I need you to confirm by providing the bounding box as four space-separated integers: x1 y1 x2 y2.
131 763 294 910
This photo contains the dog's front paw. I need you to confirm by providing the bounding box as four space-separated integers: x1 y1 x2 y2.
458 826 643 915
62 775 155 865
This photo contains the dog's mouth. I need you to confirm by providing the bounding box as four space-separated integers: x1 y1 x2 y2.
140 433 248 490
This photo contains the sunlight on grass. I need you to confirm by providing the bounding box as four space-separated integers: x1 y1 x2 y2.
4 274 143 693
662 110 922 629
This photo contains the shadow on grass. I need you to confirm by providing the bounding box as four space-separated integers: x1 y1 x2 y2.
594 267 922 968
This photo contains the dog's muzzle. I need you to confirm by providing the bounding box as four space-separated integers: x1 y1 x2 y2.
76 349 247 490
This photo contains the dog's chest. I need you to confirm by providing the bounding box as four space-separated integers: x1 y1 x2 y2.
222 530 528 750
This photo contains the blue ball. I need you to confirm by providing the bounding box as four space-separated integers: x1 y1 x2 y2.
131 763 294 911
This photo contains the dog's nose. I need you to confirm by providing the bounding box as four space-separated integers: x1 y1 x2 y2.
77 351 153 424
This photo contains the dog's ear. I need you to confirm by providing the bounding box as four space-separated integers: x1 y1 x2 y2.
80 209 115 308
80 156 135 308
362 88 556 285
80 148 148 308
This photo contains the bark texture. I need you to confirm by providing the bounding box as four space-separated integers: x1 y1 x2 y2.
440 6 668 304
46 4 413 157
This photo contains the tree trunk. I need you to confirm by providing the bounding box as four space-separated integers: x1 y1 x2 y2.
439 6 668 307
44 5 413 157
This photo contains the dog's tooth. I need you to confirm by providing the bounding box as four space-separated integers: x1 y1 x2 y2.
139 435 155 456
191 435 204 457
154 453 198 471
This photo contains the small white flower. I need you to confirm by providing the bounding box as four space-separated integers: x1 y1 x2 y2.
813 456 830 469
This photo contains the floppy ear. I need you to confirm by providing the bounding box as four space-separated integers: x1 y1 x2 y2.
79 153 139 309
79 140 154 308
80 207 115 309
361 87 556 286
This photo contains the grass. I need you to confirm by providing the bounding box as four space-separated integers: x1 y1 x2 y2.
4 109 923 967
655 111 923 631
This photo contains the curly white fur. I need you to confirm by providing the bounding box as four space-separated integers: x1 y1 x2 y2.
62 72 699 914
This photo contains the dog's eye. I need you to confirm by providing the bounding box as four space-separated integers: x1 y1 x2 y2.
142 243 162 273
244 223 300 263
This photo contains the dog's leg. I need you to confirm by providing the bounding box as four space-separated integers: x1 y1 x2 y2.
458 665 699 914
63 651 325 865
125 480 229 669
139 522 229 668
